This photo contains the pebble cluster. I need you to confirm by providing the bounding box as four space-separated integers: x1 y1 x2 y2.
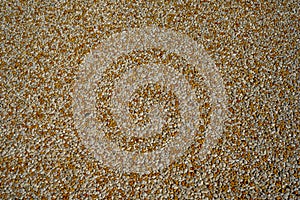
1 0 299 199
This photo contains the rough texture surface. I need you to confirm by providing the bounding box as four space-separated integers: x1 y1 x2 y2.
1 0 299 199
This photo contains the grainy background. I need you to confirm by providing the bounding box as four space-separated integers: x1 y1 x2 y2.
1 0 299 199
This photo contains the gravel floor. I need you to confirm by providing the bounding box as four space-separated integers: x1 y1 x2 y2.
1 1 299 199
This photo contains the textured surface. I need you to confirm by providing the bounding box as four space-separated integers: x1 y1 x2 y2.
1 0 299 199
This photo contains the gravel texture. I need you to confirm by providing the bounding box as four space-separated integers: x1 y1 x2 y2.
1 0 299 199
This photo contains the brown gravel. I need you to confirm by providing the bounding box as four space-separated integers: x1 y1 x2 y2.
1 0 299 199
